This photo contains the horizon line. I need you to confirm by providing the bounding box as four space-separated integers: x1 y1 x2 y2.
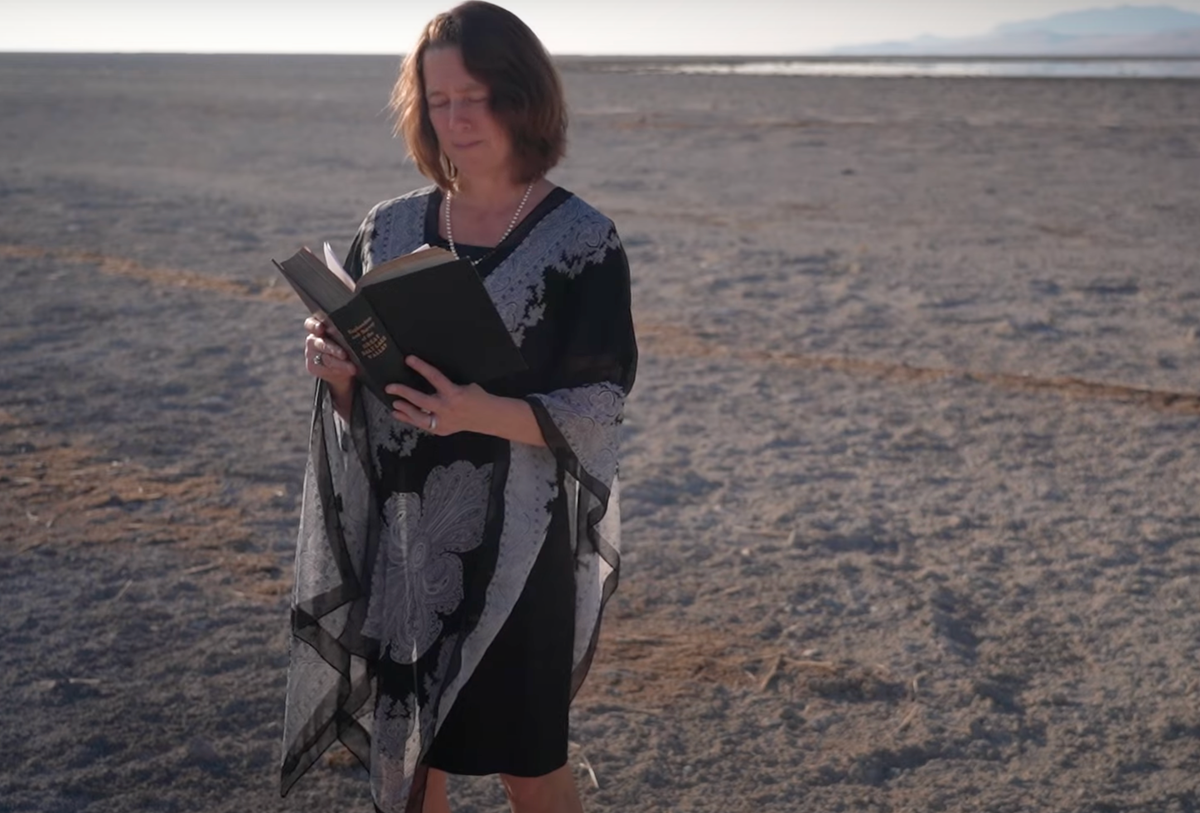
2 50 1199 61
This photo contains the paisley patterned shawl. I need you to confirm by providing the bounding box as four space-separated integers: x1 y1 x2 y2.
279 187 637 812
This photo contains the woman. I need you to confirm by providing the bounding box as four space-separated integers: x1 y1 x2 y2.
279 3 637 812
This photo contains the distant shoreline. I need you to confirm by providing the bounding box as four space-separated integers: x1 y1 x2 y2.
2 52 1200 61
1 52 1197 79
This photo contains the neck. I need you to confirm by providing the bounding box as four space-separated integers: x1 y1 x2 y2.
452 171 532 207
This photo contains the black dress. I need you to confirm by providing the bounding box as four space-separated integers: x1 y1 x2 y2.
280 186 637 813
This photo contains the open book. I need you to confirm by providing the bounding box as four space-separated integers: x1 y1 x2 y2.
273 244 527 405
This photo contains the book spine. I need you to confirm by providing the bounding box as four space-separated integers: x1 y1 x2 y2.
326 298 408 406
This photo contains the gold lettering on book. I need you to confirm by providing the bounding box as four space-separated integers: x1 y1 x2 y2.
348 317 389 360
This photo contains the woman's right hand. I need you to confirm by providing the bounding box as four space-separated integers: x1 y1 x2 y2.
304 316 357 391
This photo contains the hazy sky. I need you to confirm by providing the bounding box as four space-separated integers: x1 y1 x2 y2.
5 1 1200 55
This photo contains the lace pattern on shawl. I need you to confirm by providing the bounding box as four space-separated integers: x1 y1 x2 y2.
483 196 622 346
362 462 493 662
362 187 433 271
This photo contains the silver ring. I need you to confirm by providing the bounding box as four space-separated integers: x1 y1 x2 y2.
313 352 324 367
428 413 438 432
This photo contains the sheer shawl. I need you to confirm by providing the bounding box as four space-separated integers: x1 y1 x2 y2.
280 187 637 812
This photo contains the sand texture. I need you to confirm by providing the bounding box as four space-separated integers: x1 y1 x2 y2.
3 54 1200 812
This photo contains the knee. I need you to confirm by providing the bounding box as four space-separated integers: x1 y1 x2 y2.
500 774 548 808
500 768 576 812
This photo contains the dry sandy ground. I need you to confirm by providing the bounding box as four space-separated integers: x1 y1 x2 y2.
2 54 1200 812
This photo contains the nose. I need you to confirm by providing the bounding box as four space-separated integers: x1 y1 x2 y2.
448 99 471 129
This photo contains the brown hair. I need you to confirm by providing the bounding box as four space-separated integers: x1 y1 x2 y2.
391 1 567 188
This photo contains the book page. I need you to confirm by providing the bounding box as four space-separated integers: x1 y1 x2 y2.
360 245 459 286
323 241 356 291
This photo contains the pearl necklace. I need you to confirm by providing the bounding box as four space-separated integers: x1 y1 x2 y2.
445 181 534 265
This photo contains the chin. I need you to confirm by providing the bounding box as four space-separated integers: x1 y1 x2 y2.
453 157 508 178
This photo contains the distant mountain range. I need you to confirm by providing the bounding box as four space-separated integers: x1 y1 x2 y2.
830 5 1200 56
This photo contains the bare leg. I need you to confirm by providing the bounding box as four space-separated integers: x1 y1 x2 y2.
499 765 584 813
423 767 452 813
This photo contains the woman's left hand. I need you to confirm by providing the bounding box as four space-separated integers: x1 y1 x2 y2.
386 356 492 436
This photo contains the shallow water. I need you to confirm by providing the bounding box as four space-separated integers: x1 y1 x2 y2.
616 58 1200 79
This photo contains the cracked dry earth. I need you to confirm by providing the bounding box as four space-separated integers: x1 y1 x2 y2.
3 55 1200 812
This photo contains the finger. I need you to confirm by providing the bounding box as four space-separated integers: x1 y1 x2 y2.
315 337 348 361
320 360 358 377
306 333 347 362
306 342 356 376
304 316 326 336
317 354 358 376
391 401 426 429
405 355 453 392
384 383 436 411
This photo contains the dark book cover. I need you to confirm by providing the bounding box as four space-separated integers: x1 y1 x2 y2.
273 247 527 406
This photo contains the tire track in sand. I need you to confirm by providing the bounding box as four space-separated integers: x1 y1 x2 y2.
9 241 1200 418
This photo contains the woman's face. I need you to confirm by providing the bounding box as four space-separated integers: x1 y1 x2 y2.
423 46 513 182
